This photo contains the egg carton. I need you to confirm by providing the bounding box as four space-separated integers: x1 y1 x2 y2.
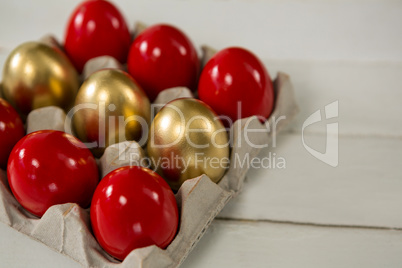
0 41 298 267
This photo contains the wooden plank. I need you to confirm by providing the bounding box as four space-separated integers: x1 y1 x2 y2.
219 133 402 229
183 219 402 268
2 218 402 268
0 222 80 268
266 59 402 136
0 0 402 61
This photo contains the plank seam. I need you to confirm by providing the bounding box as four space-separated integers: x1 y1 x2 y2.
284 129 402 140
215 217 402 231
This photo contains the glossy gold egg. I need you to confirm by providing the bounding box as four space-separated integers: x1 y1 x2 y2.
147 98 230 191
2 41 79 118
73 69 151 157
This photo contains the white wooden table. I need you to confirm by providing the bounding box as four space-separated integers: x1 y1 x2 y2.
1 0 402 267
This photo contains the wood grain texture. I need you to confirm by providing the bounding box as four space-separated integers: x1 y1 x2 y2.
0 223 80 268
2 218 402 268
219 133 402 228
266 60 402 136
182 219 402 268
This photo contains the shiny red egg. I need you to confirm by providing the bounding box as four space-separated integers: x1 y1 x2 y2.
127 24 200 101
90 166 179 260
7 130 99 217
64 0 131 72
0 98 25 169
198 47 275 125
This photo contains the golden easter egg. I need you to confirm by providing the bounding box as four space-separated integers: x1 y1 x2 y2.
147 98 230 191
2 41 79 118
73 69 151 157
